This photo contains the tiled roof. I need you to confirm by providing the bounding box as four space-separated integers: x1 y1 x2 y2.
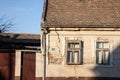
42 0 120 28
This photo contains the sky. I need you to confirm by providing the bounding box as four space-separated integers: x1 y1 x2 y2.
0 0 44 34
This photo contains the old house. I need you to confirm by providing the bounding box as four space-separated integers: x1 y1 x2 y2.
0 33 41 80
41 0 120 80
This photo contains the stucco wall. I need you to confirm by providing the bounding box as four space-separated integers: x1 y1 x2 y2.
45 30 120 77
15 50 42 80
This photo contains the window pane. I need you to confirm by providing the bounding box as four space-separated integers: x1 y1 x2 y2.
103 42 109 48
103 50 109 65
96 50 102 64
68 43 74 48
67 51 73 63
74 51 79 63
96 42 102 48
68 43 79 48
74 43 80 48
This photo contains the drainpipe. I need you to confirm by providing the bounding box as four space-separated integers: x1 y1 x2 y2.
42 0 48 79
42 28 47 80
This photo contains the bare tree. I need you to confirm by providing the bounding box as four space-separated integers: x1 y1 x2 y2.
0 16 14 33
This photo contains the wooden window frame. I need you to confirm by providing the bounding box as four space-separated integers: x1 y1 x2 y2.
66 40 83 65
96 41 110 65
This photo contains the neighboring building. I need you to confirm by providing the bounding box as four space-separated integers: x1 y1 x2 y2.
0 33 41 80
41 0 120 80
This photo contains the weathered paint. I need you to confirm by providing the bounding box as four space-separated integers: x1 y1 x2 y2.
15 51 21 77
42 30 120 78
21 52 36 80
15 76 20 80
45 77 120 80
0 50 15 80
35 52 43 78
15 50 42 80
21 77 120 80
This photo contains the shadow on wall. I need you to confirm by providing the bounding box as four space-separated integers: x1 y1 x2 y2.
91 43 120 80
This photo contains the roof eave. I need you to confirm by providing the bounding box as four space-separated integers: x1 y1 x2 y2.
41 0 48 28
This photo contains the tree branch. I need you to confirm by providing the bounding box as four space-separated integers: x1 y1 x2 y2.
0 16 14 33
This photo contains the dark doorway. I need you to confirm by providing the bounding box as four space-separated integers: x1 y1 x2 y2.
20 51 36 80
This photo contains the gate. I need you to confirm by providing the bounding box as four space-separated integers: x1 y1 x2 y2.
20 51 35 80
0 51 15 80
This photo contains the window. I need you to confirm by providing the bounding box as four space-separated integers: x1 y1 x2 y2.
96 42 110 65
66 41 83 65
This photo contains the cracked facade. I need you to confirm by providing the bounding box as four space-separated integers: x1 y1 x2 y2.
41 0 120 80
